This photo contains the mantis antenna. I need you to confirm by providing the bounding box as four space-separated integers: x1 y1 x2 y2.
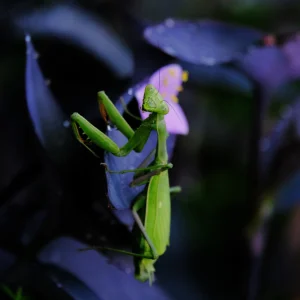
164 98 185 128
153 86 185 129
155 42 185 129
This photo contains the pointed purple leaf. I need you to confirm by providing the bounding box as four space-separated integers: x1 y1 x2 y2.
105 129 176 210
179 61 252 93
38 237 172 300
25 35 74 164
41 266 100 300
238 46 290 94
144 19 263 65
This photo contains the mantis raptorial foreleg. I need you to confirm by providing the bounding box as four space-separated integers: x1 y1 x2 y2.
100 162 173 175
102 161 174 187
130 169 168 187
71 91 152 158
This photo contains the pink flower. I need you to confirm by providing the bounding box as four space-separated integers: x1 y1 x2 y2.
135 64 189 135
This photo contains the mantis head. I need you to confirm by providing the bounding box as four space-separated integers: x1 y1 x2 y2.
142 84 169 115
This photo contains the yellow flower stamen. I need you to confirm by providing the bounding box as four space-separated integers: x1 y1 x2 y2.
171 95 179 103
182 71 189 82
163 77 168 87
176 85 183 92
168 68 176 77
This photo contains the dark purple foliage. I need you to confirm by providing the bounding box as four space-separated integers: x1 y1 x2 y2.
144 19 263 65
17 4 134 78
238 46 290 93
275 170 300 211
25 34 75 165
0 248 15 274
179 61 252 92
259 103 296 177
38 237 172 300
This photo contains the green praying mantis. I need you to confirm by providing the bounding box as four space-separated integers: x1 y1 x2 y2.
70 84 182 284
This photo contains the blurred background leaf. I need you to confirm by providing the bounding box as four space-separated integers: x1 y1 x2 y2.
14 4 134 79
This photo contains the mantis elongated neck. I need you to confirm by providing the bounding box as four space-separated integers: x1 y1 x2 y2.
155 113 168 165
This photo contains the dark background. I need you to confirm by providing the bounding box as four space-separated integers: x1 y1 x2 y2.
1 0 300 299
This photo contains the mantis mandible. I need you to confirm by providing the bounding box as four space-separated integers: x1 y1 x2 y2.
70 84 181 284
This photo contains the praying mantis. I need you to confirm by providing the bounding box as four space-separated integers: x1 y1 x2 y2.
70 84 182 284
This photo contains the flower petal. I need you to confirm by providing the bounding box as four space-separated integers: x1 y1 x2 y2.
134 64 189 135
164 101 189 135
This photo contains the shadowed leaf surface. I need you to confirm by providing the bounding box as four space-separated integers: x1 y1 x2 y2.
15 4 134 78
25 35 75 165
38 237 173 300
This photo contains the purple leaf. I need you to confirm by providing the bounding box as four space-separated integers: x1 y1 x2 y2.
16 4 133 78
40 266 100 299
144 19 263 65
179 61 252 93
38 237 172 300
25 35 75 164
238 46 290 95
105 129 176 210
281 34 300 79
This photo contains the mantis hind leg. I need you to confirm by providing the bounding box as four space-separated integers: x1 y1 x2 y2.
78 246 156 259
100 162 173 175
130 166 175 187
78 194 158 260
78 189 180 255
131 196 159 259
